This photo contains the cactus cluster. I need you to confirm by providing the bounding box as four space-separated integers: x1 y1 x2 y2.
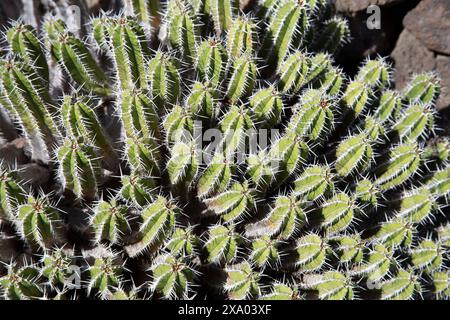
0 0 449 300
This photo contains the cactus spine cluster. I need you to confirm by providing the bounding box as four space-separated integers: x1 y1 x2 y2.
0 0 448 300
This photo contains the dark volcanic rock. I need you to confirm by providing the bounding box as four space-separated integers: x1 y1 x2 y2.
0 0 22 27
436 55 450 110
0 110 19 143
0 138 30 167
335 8 401 73
0 232 22 263
403 0 450 55
391 29 436 90
334 0 406 12
18 163 51 188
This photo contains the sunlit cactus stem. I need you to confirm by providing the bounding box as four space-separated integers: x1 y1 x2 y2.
61 96 120 171
124 0 161 31
56 139 101 201
6 23 49 83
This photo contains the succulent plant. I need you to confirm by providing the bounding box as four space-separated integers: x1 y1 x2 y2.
0 0 448 301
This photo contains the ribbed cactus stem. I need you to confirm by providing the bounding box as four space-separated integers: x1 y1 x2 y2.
108 17 152 91
260 0 308 69
124 0 161 30
210 0 239 36
6 23 49 83
48 28 111 96
0 58 59 161
61 96 119 171
56 139 101 201
165 0 199 64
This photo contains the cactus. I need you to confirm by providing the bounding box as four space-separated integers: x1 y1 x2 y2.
6 23 49 83
61 96 119 170
293 165 333 201
425 167 450 199
335 133 373 177
0 57 59 160
225 54 257 104
319 192 358 233
246 194 305 240
205 224 242 264
120 173 156 207
276 51 309 94
249 86 283 127
226 16 258 59
197 152 234 198
295 233 327 272
187 81 218 120
268 131 308 184
431 271 450 299
260 282 300 300
410 239 443 272
250 235 279 268
404 73 440 105
354 178 379 208
218 104 254 156
16 195 61 250
380 269 421 300
374 142 421 191
91 199 129 245
125 137 161 176
351 243 395 283
195 39 227 89
165 0 199 65
45 22 111 96
205 180 254 223
147 51 181 109
356 58 391 91
209 0 239 37
260 0 308 69
164 227 198 256
302 271 354 300
163 104 194 143
41 247 77 287
166 141 199 186
224 261 260 299
328 234 363 264
396 187 434 224
125 196 178 257
0 167 25 221
108 17 152 91
288 89 335 141
341 80 370 117
0 0 447 301
87 254 123 298
0 263 43 300
373 218 414 249
149 253 195 299
56 139 101 201
313 18 350 55
393 103 434 142
124 0 161 31
423 137 450 165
